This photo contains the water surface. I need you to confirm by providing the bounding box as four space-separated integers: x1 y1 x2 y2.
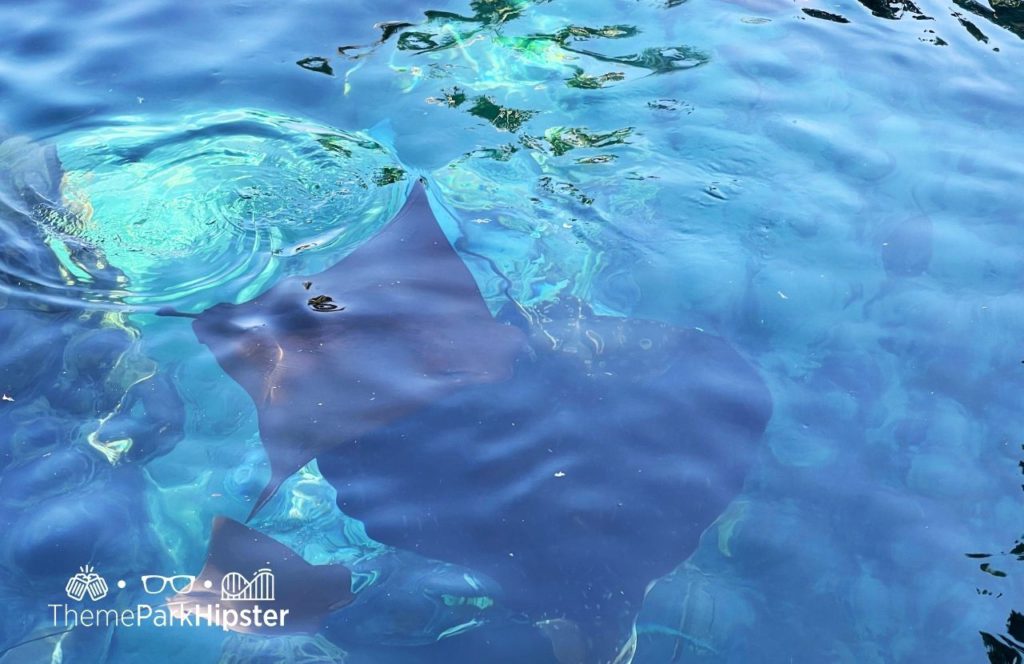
1 0 1022 661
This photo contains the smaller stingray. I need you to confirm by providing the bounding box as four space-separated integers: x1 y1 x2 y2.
172 517 353 634
0 133 66 225
0 133 123 295
187 181 525 517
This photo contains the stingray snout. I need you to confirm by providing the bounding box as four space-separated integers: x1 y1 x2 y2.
157 305 252 339
190 304 269 341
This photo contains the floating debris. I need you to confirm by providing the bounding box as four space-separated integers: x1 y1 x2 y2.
563 44 709 74
308 295 342 312
538 177 594 205
538 126 633 156
397 31 450 52
566 70 626 89
919 29 949 45
468 97 538 132
575 154 618 164
373 167 407 186
802 8 852 22
548 24 640 44
296 56 334 76
436 86 468 108
647 98 695 114
376 21 414 42
856 0 931 20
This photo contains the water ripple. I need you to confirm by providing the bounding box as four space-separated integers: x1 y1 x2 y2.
19 109 406 311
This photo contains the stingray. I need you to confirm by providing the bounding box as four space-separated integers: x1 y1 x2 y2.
0 133 124 296
184 179 772 662
177 180 526 518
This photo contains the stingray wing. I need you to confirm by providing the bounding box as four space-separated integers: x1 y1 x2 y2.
192 181 525 517
172 517 353 633
314 298 772 662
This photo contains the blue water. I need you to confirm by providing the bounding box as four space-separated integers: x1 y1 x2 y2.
1 0 1023 662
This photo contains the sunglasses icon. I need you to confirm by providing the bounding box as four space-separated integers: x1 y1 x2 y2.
141 575 196 595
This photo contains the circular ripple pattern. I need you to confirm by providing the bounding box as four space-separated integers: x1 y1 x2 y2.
50 108 407 310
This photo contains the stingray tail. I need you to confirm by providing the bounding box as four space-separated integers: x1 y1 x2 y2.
247 476 285 522
367 118 396 151
173 517 355 634
154 306 199 318
365 120 427 195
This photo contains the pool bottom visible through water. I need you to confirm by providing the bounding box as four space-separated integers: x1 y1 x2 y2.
0 0 1023 662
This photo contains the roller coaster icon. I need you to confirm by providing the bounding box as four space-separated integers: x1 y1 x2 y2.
220 568 275 601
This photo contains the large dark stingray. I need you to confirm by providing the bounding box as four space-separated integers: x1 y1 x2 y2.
189 181 526 517
188 180 772 662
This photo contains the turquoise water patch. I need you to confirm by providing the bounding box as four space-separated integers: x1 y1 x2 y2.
53 109 408 309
